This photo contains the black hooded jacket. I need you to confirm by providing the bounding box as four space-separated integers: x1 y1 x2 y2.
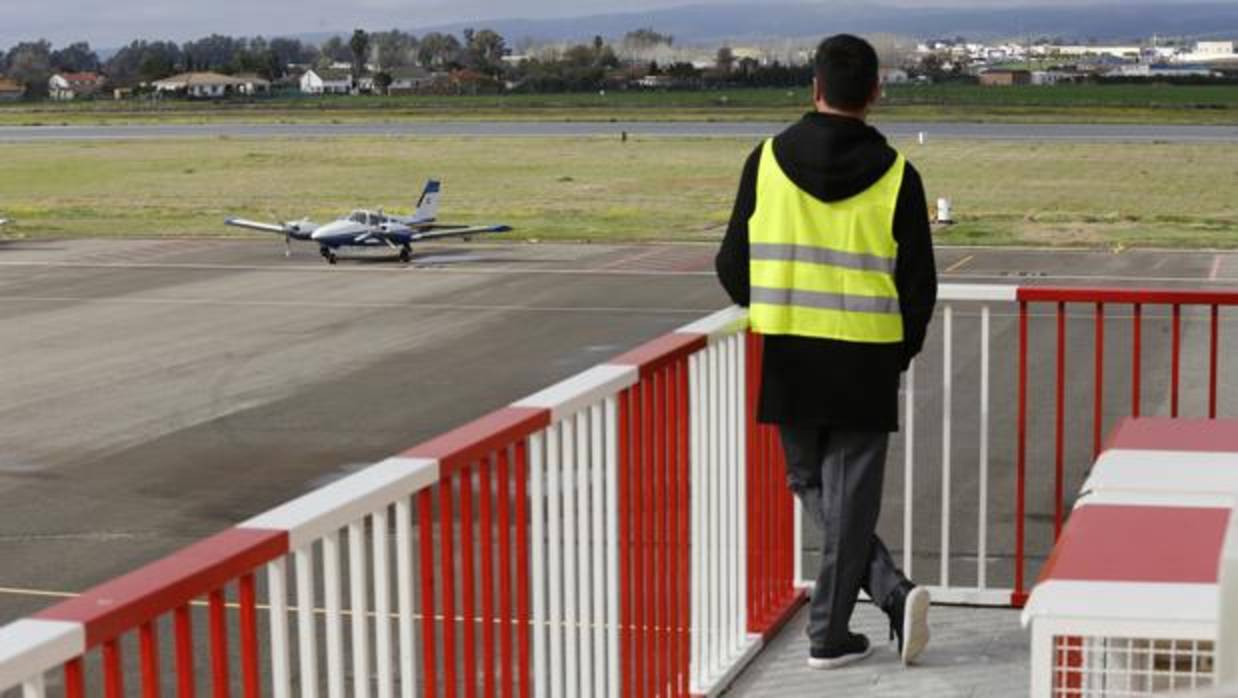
715 112 938 431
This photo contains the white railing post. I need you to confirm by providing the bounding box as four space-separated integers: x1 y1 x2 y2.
348 520 371 698
268 557 292 698
604 396 621 698
547 423 564 698
323 531 345 698
941 305 954 588
395 498 417 698
978 305 991 590
904 362 916 578
689 351 705 690
294 546 319 698
530 431 549 698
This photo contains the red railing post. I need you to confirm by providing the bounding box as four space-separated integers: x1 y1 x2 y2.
209 588 230 698
1211 305 1221 419
1054 302 1066 541
460 465 477 698
1093 303 1105 460
175 603 195 698
496 448 513 698
480 457 496 698
1132 302 1143 417
141 620 161 698
1015 300 1029 605
1172 304 1182 418
104 638 124 698
65 658 85 698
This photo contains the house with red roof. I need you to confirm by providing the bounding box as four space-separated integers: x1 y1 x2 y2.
49 72 105 100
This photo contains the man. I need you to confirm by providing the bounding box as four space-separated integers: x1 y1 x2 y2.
715 34 937 669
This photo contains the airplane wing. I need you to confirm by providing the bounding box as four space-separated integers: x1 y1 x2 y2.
409 224 513 242
225 218 319 237
0 219 9 226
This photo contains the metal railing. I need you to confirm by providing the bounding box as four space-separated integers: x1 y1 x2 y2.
3 281 1236 698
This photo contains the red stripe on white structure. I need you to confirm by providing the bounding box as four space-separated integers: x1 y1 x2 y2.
404 406 549 473
1038 504 1229 585
612 333 708 378
33 528 287 647
1106 417 1238 454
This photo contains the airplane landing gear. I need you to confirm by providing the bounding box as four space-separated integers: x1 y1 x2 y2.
399 245 412 263
320 246 337 265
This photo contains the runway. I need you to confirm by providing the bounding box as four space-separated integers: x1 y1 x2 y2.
1 238 1237 624
1 121 1237 142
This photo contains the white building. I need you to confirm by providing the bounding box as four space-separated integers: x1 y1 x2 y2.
300 69 353 95
1174 41 1238 63
48 72 104 100
152 72 267 98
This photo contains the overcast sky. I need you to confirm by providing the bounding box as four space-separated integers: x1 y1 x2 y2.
0 0 1210 49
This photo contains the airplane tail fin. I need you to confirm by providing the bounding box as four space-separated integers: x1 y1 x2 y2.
415 180 442 222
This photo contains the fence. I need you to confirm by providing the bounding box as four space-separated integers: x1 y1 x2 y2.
0 305 798 698
2 282 1236 697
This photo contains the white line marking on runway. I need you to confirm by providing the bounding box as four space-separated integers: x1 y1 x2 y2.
0 295 715 315
943 255 975 274
1211 254 1223 281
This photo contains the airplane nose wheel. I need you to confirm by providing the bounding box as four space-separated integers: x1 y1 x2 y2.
400 245 412 263
320 246 337 265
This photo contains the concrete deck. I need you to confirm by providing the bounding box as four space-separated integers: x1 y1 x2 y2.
729 602 1028 697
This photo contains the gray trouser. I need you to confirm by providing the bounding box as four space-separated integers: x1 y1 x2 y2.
780 426 908 649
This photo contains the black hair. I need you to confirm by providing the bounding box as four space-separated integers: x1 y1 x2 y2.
813 34 879 110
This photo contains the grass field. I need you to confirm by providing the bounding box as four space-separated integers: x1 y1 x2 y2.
1 84 1237 125
0 136 1235 249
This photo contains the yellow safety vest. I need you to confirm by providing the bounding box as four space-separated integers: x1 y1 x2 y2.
748 138 905 343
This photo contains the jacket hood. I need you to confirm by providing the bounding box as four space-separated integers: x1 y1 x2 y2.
771 112 898 203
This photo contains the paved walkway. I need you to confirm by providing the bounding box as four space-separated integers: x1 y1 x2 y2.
728 602 1028 697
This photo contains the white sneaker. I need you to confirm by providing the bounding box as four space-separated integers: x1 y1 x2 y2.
899 586 931 665
807 633 873 670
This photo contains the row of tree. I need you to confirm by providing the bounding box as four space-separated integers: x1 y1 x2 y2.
2 26 809 98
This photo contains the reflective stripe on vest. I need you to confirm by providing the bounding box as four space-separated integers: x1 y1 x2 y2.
747 138 905 343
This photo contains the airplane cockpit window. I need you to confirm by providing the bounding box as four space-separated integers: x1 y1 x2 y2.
349 211 367 224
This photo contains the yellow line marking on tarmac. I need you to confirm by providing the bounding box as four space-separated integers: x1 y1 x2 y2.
943 254 975 274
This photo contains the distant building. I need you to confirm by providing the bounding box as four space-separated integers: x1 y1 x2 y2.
1118 63 1217 79
0 76 23 101
1174 41 1238 64
385 67 435 94
979 69 1032 86
1031 70 1085 86
1038 45 1141 59
152 72 267 98
879 68 910 85
300 69 353 95
48 72 105 100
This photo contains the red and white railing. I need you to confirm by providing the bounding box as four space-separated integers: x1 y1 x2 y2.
2 281 1236 698
0 304 799 698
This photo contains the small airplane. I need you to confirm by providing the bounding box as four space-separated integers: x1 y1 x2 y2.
225 180 512 264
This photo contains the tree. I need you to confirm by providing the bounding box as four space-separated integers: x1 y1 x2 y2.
5 41 53 96
105 40 181 86
269 37 318 69
51 42 100 73
373 72 393 95
715 46 735 74
418 32 461 69
182 34 241 72
349 29 370 78
372 30 418 70
623 28 673 50
465 28 506 75
320 36 351 63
